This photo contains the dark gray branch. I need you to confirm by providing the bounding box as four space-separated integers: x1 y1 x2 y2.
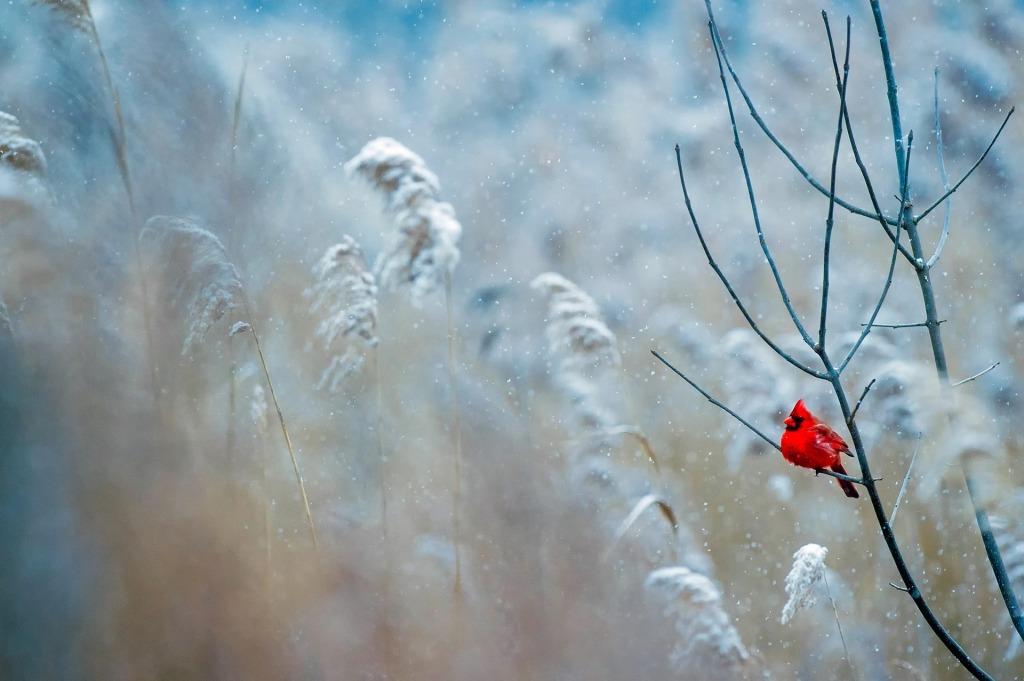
818 16 851 351
849 378 876 424
674 145 825 378
836 132 909 375
707 22 817 351
819 11 917 267
868 2 999 676
861 320 944 329
702 0 899 227
651 349 780 452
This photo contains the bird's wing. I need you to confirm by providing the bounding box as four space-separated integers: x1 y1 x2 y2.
811 423 851 454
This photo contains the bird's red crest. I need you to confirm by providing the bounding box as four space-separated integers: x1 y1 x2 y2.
790 399 812 420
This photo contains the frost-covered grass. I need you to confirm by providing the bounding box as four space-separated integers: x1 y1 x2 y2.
1 1 1023 680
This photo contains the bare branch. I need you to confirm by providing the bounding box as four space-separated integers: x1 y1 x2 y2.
818 15 851 351
814 467 871 486
951 362 1000 388
836 133 910 375
702 0 898 227
651 350 781 452
926 69 951 269
819 14 917 267
849 378 877 424
707 23 818 352
861 320 944 329
674 146 824 378
890 434 923 525
914 107 1015 224
868 3 997 675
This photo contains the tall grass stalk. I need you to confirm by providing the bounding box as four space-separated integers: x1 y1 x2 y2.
242 298 319 550
38 0 160 402
445 271 464 594
225 46 249 461
373 345 388 533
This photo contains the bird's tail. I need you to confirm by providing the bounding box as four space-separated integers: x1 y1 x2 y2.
831 463 860 499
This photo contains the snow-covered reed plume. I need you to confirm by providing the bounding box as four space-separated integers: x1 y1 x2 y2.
304 235 379 392
0 112 46 178
719 329 793 470
532 271 623 464
33 0 93 32
345 137 461 304
645 566 749 673
140 216 243 355
781 544 828 624
0 111 49 208
531 272 619 383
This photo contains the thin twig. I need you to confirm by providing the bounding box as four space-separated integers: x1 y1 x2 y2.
651 350 780 452
889 435 922 526
708 22 817 351
926 69 951 269
815 468 871 486
702 0 898 227
819 12 917 266
860 320 943 329
825 13 914 375
674 146 824 379
818 16 851 351
848 378 876 424
836 137 908 375
951 362 999 387
914 107 1015 224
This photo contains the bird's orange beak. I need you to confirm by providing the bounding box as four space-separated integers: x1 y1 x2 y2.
784 416 795 428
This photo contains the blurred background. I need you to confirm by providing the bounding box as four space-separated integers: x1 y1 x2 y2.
1 0 1023 679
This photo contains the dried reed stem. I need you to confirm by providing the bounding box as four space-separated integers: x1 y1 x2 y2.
445 271 463 594
39 0 160 402
373 345 388 533
243 298 319 550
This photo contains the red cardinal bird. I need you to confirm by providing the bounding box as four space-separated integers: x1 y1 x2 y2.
780 400 859 498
